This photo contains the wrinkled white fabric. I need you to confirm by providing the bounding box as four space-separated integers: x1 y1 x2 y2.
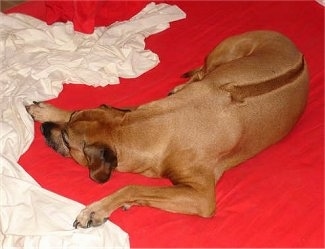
0 3 186 248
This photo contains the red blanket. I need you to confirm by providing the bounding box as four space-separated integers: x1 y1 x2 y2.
8 1 324 247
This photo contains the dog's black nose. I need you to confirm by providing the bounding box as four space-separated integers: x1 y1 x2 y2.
40 122 56 138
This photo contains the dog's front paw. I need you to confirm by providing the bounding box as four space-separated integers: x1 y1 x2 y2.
73 204 108 229
25 102 55 123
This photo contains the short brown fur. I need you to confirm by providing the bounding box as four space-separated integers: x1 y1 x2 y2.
26 30 308 228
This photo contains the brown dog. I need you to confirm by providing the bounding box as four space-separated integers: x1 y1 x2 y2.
26 30 308 228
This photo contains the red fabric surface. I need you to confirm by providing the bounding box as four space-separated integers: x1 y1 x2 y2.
44 1 147 33
7 1 324 247
5 1 147 33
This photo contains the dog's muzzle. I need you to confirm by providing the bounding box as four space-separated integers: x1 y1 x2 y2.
40 122 70 157
41 122 57 138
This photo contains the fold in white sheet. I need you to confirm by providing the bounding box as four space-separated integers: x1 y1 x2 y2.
0 3 186 248
0 2 185 89
1 172 129 249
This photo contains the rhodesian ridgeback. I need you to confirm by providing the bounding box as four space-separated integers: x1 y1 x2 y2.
26 30 308 228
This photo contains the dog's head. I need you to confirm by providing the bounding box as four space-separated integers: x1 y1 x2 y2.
41 105 124 183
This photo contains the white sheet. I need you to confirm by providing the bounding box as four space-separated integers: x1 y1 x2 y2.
0 3 186 248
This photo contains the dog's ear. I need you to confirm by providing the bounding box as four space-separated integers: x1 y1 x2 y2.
83 143 117 184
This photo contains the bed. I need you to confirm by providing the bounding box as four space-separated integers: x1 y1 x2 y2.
1 1 324 248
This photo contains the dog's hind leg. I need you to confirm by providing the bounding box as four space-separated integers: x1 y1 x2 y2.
168 66 205 95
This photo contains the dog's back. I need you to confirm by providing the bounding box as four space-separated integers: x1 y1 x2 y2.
173 31 309 172
129 31 309 176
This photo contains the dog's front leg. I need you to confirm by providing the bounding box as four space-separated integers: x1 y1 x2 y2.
26 102 73 123
74 182 216 228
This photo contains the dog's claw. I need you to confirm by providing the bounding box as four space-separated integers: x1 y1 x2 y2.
73 219 80 229
86 220 93 228
121 204 131 211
